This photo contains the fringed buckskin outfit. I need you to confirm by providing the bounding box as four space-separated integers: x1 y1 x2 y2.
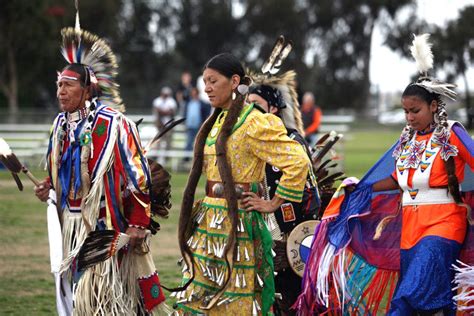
175 103 310 315
46 25 167 315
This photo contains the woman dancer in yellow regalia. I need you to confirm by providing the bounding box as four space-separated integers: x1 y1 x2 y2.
173 53 311 315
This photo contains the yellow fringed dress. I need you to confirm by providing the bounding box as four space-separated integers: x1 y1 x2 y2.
175 104 310 315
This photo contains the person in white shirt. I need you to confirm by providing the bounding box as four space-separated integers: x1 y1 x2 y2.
152 86 177 151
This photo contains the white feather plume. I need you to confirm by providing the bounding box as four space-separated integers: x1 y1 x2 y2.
410 33 433 75
0 138 12 156
415 79 457 101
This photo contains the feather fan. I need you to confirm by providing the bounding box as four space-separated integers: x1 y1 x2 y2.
311 133 346 217
76 230 130 272
148 158 172 234
0 138 12 156
0 138 40 189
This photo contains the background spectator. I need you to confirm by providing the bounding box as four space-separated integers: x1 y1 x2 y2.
301 91 322 145
176 71 194 116
184 87 211 156
153 86 177 152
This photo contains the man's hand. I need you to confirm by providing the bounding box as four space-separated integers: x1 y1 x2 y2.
125 226 148 248
34 179 51 202
241 192 284 213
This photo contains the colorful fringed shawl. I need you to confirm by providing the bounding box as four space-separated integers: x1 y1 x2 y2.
295 122 474 315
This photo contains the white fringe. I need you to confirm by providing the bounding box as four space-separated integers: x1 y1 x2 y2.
314 243 349 310
74 256 129 315
70 244 169 315
332 248 347 314
65 231 168 315
316 243 336 306
453 260 474 311
60 210 86 276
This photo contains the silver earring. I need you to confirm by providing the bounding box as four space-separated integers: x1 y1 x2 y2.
232 91 236 100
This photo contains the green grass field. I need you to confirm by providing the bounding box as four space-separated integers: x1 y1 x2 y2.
0 129 402 315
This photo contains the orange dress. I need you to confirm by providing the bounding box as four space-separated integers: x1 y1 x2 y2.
389 126 474 313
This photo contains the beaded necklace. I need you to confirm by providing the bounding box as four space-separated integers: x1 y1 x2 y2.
209 110 227 138
206 104 255 146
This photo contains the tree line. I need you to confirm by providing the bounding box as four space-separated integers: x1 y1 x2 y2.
0 0 472 124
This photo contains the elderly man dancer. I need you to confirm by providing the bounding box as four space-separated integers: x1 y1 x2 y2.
34 26 168 315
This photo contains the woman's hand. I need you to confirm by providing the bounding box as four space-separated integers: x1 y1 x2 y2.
34 179 51 202
241 192 284 213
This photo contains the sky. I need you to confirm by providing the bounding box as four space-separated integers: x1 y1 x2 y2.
370 0 474 93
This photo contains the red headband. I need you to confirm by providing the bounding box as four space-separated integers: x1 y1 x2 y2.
57 69 81 82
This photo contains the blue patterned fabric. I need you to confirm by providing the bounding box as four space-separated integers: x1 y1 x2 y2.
389 236 461 314
58 120 86 209
327 183 373 251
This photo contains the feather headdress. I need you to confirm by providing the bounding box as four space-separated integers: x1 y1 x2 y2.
249 36 304 135
58 1 124 110
394 34 459 163
410 33 457 101
60 27 124 111
250 69 304 135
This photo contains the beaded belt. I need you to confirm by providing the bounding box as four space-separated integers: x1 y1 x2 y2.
402 187 454 206
206 181 263 199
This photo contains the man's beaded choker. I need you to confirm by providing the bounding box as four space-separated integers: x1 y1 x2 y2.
68 106 89 122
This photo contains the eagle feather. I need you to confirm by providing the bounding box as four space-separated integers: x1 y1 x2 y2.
261 36 285 74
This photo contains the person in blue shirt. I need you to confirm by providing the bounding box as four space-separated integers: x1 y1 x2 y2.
185 87 211 152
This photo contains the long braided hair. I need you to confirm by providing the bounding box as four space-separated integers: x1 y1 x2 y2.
434 95 463 203
396 84 462 203
178 53 248 292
